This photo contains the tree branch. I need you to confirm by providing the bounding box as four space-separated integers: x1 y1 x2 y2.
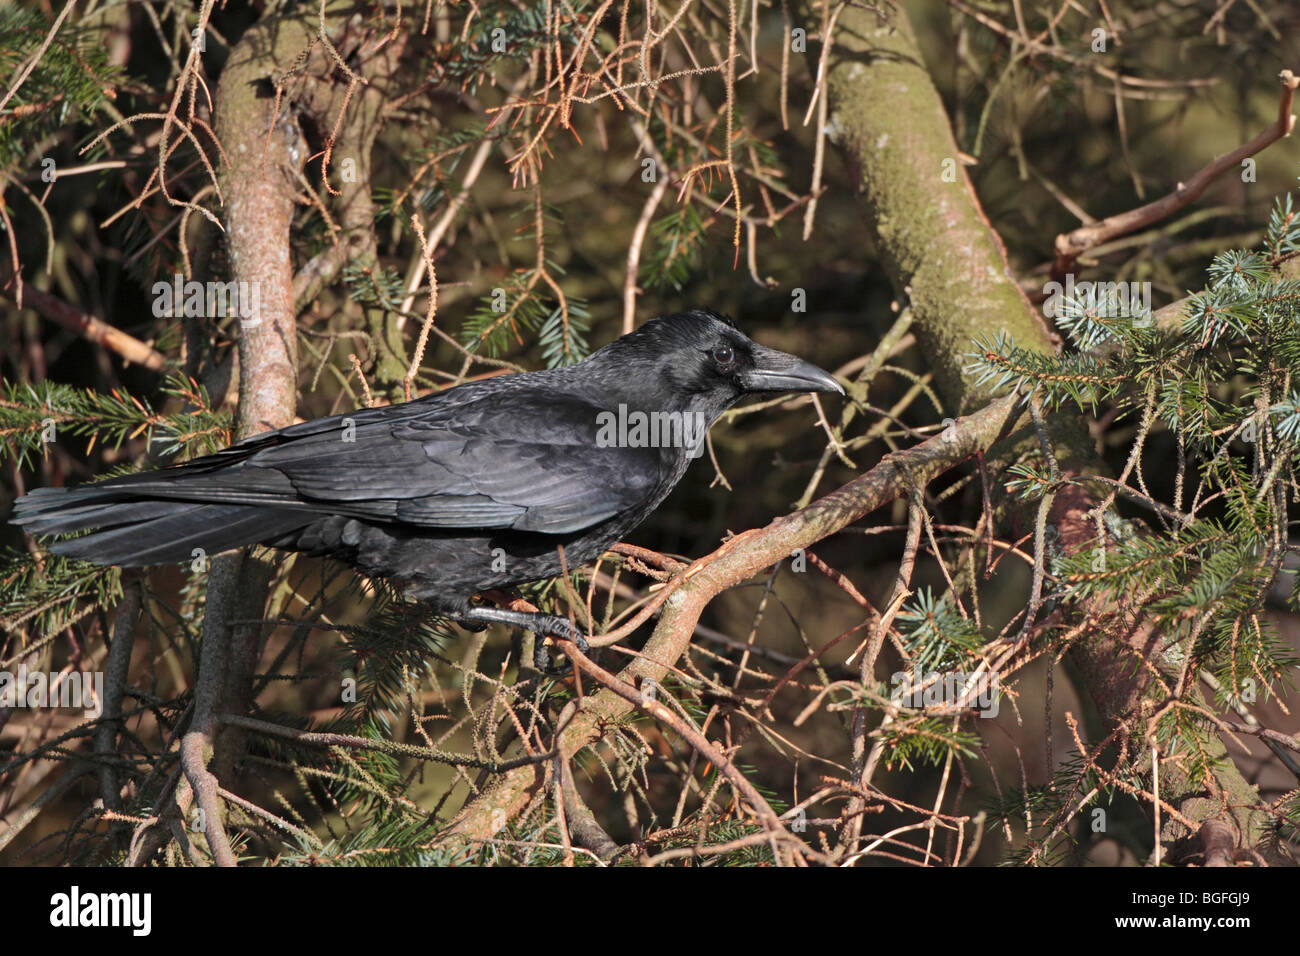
1053 69 1299 278
447 392 1024 841
1 278 167 371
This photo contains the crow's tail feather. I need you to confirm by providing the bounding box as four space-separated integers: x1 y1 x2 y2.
10 487 312 566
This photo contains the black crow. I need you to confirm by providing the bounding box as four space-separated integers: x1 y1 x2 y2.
10 310 842 670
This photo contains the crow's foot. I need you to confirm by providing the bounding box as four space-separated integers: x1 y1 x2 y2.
457 605 588 676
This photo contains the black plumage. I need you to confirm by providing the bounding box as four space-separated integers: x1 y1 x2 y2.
10 310 842 668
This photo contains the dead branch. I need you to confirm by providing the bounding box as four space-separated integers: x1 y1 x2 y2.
1053 70 1299 278
1 279 167 371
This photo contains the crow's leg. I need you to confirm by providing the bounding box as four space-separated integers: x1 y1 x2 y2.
457 604 588 674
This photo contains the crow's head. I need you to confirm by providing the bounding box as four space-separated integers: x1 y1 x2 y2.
591 309 843 417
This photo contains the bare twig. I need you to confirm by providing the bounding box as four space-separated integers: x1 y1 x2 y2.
1053 70 1299 276
1 278 167 371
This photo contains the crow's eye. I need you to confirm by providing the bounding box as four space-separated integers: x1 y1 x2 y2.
712 345 736 366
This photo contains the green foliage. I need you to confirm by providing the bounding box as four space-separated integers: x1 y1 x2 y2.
896 588 983 673
879 716 980 772
967 330 1125 412
460 270 591 366
1004 461 1056 500
330 593 453 732
640 205 708 292
1277 790 1300 848
276 817 448 867
342 262 407 313
0 6 119 174
971 182 1300 789
455 202 593 365
634 819 776 866
536 301 591 368
433 1 595 90
0 547 121 639
988 752 1149 865
0 374 229 468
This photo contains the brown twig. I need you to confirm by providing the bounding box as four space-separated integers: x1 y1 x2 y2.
403 215 439 401
1053 69 1299 278
557 638 796 864
1 277 167 371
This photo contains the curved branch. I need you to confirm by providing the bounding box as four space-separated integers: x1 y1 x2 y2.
1053 69 1299 277
447 392 1025 840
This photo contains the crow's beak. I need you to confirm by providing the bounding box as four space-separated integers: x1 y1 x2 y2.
740 345 845 395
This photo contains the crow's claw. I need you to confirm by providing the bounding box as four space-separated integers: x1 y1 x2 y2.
531 614 588 676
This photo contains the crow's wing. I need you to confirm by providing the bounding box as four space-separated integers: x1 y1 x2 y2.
74 387 668 535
